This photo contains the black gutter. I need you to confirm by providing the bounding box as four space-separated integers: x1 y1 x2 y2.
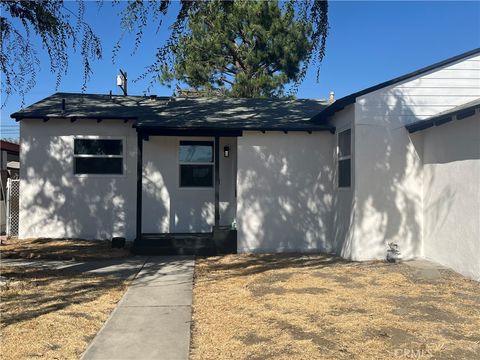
134 125 336 134
312 48 480 123
12 115 137 121
135 132 143 242
136 128 243 137
11 115 336 133
214 136 220 228
406 103 479 134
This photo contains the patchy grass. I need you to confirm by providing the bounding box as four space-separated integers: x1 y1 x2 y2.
0 265 127 360
1 238 130 260
191 254 480 360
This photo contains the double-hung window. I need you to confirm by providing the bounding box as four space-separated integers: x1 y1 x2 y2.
73 138 123 175
179 140 214 188
338 129 351 188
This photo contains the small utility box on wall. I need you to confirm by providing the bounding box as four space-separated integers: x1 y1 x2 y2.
213 226 237 254
112 237 126 248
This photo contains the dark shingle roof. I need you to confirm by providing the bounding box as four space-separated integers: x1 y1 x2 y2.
312 48 480 123
405 98 480 133
135 97 331 131
10 92 170 120
11 92 334 132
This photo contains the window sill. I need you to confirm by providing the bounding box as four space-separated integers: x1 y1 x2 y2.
73 173 126 178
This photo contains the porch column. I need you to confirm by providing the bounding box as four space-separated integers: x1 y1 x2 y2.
136 131 143 241
214 136 220 228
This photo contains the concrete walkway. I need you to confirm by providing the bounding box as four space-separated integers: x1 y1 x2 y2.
81 256 195 360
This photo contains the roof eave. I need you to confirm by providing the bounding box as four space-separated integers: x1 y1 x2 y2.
406 104 479 134
311 96 356 123
312 47 480 123
135 124 336 134
12 115 138 121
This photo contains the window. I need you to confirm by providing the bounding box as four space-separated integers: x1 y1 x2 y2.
73 138 123 175
338 129 351 188
179 140 214 187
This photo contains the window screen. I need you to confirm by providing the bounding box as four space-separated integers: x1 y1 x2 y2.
338 158 351 188
338 129 351 188
74 139 123 175
179 141 213 162
179 141 214 187
74 139 122 155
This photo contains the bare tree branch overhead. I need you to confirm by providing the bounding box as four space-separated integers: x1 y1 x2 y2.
0 0 328 103
0 0 102 105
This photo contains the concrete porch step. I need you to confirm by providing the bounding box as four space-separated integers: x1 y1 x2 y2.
133 233 216 256
133 230 237 256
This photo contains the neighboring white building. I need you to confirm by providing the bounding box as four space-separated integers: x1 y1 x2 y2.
12 48 480 280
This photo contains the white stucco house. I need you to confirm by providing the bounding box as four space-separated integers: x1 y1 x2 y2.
11 48 480 280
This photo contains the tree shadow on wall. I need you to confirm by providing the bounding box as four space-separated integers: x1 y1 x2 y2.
340 91 456 260
237 132 334 252
20 121 142 240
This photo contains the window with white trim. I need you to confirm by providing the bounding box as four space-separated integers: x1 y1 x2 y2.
338 129 351 188
179 140 214 187
73 138 123 175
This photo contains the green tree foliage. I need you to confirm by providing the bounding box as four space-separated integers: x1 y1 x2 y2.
0 0 102 105
119 0 329 97
161 1 313 97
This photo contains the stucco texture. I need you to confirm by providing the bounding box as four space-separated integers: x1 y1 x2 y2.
422 113 480 281
347 52 480 264
237 131 334 253
19 119 137 240
142 136 237 233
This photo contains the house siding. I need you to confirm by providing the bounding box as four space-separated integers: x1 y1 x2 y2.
422 112 480 281
356 53 480 126
350 52 480 261
19 119 138 240
142 136 237 233
14 51 480 276
236 131 334 253
142 136 214 233
328 104 356 258
19 123 238 239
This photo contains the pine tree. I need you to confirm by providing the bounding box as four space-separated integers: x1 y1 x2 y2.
163 1 315 98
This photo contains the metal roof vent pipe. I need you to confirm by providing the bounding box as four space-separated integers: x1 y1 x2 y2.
61 98 65 111
329 91 335 103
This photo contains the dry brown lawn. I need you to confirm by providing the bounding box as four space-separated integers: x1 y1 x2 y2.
1 238 130 260
0 265 127 360
191 254 480 360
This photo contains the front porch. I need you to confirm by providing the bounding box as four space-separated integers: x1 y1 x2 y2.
133 128 240 255
133 229 237 255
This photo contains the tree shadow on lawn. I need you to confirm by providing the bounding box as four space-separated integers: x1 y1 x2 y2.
192 254 480 360
195 253 361 282
0 266 125 327
1 238 130 260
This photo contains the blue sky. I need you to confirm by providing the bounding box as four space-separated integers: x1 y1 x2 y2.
1 1 479 139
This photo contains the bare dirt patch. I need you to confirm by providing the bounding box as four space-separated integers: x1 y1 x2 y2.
0 265 127 360
191 254 480 360
1 238 129 260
